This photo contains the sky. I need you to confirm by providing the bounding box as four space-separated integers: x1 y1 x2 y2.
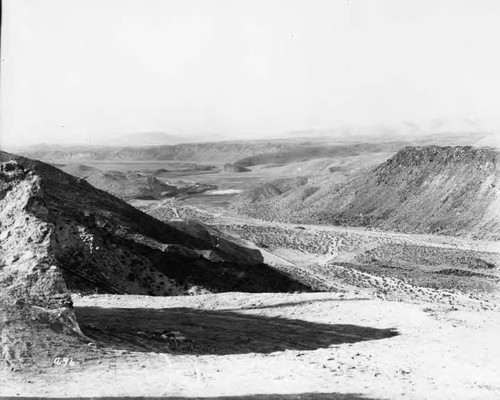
2 0 500 147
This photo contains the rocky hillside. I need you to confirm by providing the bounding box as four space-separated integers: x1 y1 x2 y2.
0 160 83 370
235 146 500 239
0 151 306 295
0 151 306 369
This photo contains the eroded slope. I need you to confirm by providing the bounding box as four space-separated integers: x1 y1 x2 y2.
235 146 500 239
0 161 83 370
0 152 307 369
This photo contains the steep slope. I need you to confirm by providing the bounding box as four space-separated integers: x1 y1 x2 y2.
0 151 305 295
235 146 500 239
0 161 83 370
0 152 307 368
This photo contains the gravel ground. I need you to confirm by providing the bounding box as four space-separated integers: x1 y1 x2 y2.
1 291 499 399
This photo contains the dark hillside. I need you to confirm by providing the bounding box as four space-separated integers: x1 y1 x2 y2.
0 151 305 295
0 151 306 369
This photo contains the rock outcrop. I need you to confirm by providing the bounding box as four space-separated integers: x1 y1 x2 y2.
0 161 82 370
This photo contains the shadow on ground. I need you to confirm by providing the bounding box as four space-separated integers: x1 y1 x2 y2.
75 306 398 355
2 394 381 400
219 297 372 311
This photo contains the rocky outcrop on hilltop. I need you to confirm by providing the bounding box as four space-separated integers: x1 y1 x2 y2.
0 152 307 369
236 146 500 239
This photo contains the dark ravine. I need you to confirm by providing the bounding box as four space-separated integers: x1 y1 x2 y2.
0 151 307 369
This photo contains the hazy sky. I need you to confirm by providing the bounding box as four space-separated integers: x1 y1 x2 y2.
2 0 500 146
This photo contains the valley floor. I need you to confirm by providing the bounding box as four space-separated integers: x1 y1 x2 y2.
138 199 500 305
1 292 500 399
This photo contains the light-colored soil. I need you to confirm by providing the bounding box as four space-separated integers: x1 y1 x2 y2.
1 292 499 399
3 148 499 399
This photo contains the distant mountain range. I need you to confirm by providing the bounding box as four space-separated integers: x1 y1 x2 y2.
101 132 188 146
10 129 498 164
14 140 308 163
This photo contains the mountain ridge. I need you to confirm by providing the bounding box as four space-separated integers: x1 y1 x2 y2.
234 146 500 240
